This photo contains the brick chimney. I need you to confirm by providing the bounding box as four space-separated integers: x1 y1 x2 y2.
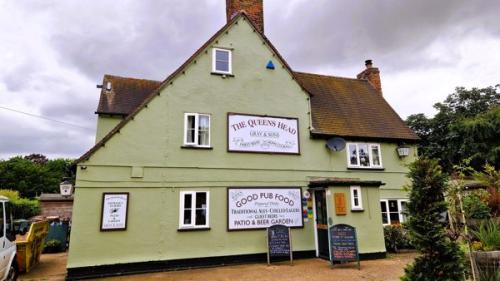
357 60 382 94
226 0 264 33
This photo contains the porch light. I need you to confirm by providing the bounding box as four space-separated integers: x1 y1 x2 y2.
396 146 410 157
59 178 74 197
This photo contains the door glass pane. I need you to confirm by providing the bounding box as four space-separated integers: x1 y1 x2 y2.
349 144 358 165
358 144 370 167
371 145 381 166
315 192 327 224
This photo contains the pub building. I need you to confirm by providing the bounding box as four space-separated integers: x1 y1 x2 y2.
67 0 419 279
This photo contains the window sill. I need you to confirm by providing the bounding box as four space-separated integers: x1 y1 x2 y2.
211 72 235 77
177 227 211 232
351 209 364 212
347 167 385 171
181 146 213 150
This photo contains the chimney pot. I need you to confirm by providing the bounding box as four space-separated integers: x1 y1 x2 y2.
365 59 373 68
226 0 264 34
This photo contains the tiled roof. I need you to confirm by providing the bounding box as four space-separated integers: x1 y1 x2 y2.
96 75 161 115
94 72 418 142
294 72 419 141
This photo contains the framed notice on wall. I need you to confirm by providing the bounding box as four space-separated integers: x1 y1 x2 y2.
100 193 129 231
227 113 300 154
227 187 303 230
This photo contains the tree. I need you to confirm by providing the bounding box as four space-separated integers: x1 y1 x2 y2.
0 155 75 198
402 158 465 281
406 85 500 172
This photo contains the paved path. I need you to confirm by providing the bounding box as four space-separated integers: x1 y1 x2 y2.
19 252 416 281
19 252 67 281
100 253 416 281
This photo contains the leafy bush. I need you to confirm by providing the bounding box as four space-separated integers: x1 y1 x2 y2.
0 189 41 219
384 225 412 252
44 239 63 253
463 191 491 219
470 220 500 251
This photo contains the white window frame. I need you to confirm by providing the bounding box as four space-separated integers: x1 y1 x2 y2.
380 199 409 226
350 186 363 210
179 191 210 229
212 48 232 74
346 142 383 169
183 113 211 147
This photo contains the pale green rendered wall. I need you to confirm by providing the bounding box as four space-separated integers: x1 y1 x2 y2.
95 116 122 143
326 186 386 254
69 18 416 268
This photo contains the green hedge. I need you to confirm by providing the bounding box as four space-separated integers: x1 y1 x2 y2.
0 189 41 219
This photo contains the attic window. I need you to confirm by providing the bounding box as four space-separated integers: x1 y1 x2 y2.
212 48 232 74
106 81 112 91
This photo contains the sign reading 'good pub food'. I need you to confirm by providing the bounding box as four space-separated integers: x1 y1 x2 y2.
227 188 303 230
228 113 299 154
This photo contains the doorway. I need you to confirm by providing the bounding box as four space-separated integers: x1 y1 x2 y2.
314 190 329 259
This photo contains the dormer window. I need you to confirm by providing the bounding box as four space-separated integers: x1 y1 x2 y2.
212 48 232 74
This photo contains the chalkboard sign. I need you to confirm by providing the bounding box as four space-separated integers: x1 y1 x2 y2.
267 225 292 265
329 224 360 269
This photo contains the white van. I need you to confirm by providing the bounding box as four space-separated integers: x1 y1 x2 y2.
0 196 17 281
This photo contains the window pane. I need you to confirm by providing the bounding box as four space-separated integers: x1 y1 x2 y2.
184 194 192 209
216 61 229 72
388 200 398 212
371 145 381 166
358 144 370 167
400 201 408 222
186 116 195 143
380 201 387 212
382 213 388 224
196 192 207 209
353 189 358 197
183 210 192 224
215 50 229 62
349 144 358 165
390 213 400 224
198 116 210 146
195 209 206 226
354 198 359 206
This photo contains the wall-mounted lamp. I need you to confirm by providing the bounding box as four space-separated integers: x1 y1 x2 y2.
397 146 410 158
59 178 74 197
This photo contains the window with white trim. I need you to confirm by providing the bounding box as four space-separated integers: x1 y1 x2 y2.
380 199 408 225
347 143 382 168
179 191 209 229
212 48 232 74
350 186 363 210
184 113 210 147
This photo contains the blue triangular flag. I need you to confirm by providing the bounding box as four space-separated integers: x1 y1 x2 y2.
266 60 275 69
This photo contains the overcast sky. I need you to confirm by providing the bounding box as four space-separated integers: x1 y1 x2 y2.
1 0 499 159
